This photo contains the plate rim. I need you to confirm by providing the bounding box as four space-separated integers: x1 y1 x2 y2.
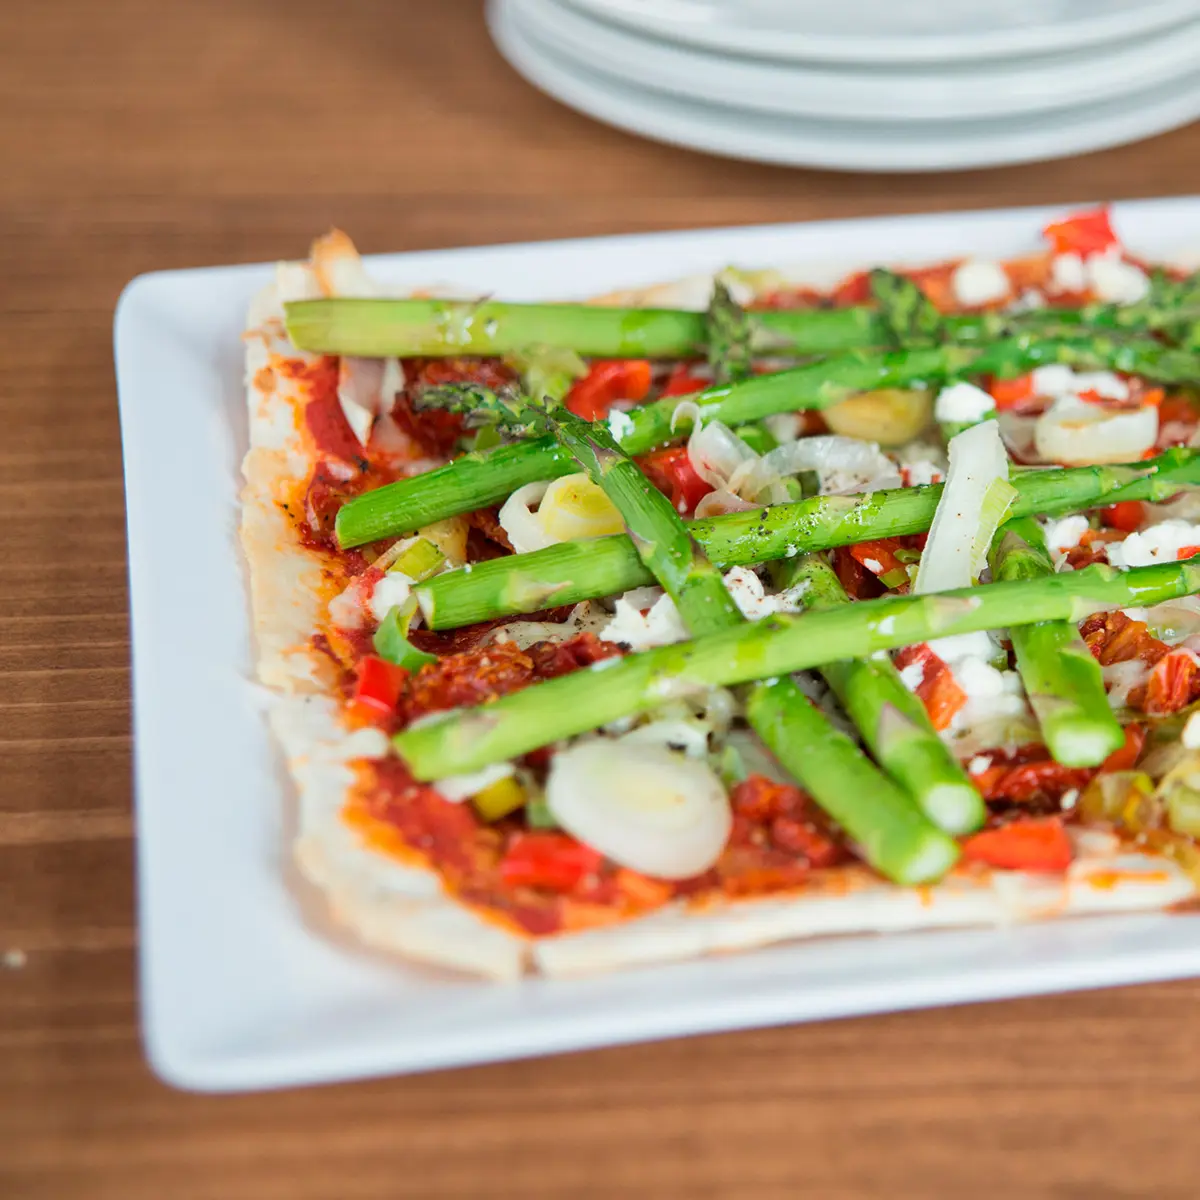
492 0 1200 172
563 0 1200 64
118 196 1200 1093
512 0 1200 122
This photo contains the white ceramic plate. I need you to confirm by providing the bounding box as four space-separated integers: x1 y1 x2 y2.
492 0 1200 172
117 198 1200 1093
516 0 1200 123
567 0 1200 64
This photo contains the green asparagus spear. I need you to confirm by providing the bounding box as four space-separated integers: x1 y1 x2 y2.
547 403 958 884
706 280 755 385
415 450 1200 630
284 281 1200 361
782 554 985 834
988 517 1125 767
745 680 960 884
394 556 1200 779
336 333 1200 546
869 268 944 348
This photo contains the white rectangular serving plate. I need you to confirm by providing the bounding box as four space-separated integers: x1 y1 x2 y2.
117 197 1200 1093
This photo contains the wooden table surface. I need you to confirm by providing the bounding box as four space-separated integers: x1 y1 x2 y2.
6 2 1200 1196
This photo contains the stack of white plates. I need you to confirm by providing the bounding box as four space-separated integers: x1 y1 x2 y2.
487 0 1200 171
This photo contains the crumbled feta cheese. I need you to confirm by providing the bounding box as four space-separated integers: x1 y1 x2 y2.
1183 710 1200 750
934 381 995 424
896 441 947 489
1107 520 1200 570
601 592 688 650
1061 788 1079 811
863 558 883 574
951 664 1027 729
905 459 943 487
951 259 1011 307
927 630 997 665
1043 514 1090 555
721 566 807 620
954 656 1009 699
436 762 516 803
370 572 413 622
1009 288 1046 312
967 754 990 776
1049 248 1149 305
1030 365 1129 402
898 661 925 690
607 408 635 441
1088 253 1150 305
1050 253 1087 293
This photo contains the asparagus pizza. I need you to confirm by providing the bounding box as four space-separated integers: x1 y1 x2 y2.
242 210 1200 979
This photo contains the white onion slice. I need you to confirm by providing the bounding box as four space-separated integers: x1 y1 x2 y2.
733 435 901 499
498 481 553 554
687 419 758 488
546 741 732 879
620 717 712 758
337 356 405 447
915 420 1012 595
1034 397 1157 466
694 487 760 519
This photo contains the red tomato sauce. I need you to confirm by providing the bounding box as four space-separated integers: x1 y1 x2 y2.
350 763 854 936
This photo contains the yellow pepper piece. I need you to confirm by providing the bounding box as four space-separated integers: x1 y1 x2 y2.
823 388 932 447
471 775 528 822
537 473 626 542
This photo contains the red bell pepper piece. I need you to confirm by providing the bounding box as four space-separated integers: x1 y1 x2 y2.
1099 501 1145 533
565 359 653 420
499 832 604 892
962 817 1073 872
893 644 967 732
637 446 713 516
660 364 709 397
1100 723 1146 773
848 539 910 588
1042 207 1119 258
988 373 1037 411
830 270 873 307
350 655 409 719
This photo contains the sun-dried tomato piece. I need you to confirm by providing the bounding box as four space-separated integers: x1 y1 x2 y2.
527 632 625 680
730 775 805 822
403 642 534 724
1080 610 1169 667
1141 650 1200 715
769 816 843 867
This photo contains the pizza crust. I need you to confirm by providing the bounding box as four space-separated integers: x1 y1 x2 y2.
241 246 1198 981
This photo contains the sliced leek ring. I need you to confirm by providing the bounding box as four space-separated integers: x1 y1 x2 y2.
547 740 732 880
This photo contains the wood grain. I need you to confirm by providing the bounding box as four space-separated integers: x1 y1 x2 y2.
4 2 1200 1196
